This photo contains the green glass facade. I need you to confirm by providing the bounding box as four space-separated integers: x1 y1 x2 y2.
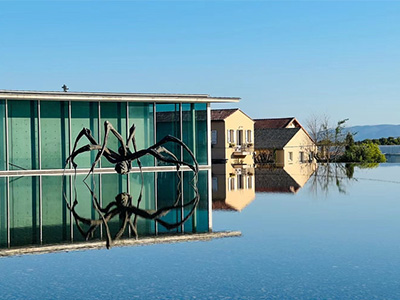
70 102 99 168
8 100 39 171
9 176 40 246
0 96 213 249
41 101 69 169
0 178 6 247
129 103 154 167
0 100 5 171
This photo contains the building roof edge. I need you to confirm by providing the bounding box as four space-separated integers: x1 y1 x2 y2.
0 89 240 103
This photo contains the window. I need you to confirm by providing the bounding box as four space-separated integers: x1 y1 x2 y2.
228 177 235 191
227 129 235 144
237 174 244 189
309 152 314 162
288 152 293 162
299 151 305 163
212 177 218 191
237 130 243 146
246 130 252 143
246 175 253 189
211 130 217 145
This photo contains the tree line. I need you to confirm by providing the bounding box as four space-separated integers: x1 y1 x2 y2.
355 137 400 146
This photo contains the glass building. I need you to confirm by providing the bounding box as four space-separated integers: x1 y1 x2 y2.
0 90 239 248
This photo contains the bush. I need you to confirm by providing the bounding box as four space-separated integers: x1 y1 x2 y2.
341 141 386 163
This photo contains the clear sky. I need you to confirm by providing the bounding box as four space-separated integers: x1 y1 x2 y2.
1 1 399 126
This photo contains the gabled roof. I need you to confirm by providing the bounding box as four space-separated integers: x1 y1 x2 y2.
254 117 299 129
212 201 237 211
255 168 301 193
211 108 253 122
255 128 301 149
211 109 238 120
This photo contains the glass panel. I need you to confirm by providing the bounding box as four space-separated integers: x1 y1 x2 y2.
128 103 154 167
100 102 127 168
42 176 70 244
182 103 207 166
182 104 196 167
130 172 155 236
70 102 99 169
101 173 127 237
156 104 180 163
183 170 209 233
71 174 100 241
0 100 6 171
0 177 6 248
8 100 38 171
195 170 209 232
9 176 39 247
195 103 208 165
157 171 180 233
41 101 69 169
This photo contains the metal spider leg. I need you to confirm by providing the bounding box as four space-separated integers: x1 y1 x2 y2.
87 121 130 178
114 210 133 240
94 121 128 164
151 135 199 171
66 128 120 170
126 124 145 236
128 218 138 239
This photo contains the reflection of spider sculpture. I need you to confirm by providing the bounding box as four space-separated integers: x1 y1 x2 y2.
65 121 199 248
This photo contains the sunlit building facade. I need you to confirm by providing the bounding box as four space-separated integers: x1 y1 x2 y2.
210 108 255 212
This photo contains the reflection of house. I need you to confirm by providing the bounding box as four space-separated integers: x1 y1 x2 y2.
211 108 255 166
254 117 316 166
255 162 317 193
212 163 255 211
0 90 239 248
211 109 255 211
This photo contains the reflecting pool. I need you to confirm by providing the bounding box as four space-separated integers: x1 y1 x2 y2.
1 163 400 299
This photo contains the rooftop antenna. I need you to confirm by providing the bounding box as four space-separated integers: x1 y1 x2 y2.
62 84 69 92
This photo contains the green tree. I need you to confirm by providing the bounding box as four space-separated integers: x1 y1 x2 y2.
341 140 386 163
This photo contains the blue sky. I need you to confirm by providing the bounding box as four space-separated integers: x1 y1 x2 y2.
1 1 399 126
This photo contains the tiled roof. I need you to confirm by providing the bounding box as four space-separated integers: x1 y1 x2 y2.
212 200 237 211
255 168 301 193
254 117 297 129
254 128 301 149
211 109 240 121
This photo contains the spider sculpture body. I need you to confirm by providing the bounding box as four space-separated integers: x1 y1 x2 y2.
65 121 199 248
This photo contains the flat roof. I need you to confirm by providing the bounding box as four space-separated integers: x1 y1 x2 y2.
0 89 240 103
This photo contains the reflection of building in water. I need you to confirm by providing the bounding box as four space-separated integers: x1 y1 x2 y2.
211 108 255 211
256 162 317 193
254 117 316 166
0 90 239 249
212 163 255 211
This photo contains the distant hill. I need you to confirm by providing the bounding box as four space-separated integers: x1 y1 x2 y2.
344 125 400 141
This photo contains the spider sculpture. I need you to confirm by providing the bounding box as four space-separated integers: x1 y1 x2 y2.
65 121 199 248
67 121 197 177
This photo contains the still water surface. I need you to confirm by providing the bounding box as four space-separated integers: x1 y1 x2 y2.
1 164 400 299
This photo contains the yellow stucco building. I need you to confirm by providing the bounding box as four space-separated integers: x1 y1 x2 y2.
211 109 255 211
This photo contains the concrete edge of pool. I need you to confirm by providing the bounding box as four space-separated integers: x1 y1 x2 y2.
0 231 242 257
